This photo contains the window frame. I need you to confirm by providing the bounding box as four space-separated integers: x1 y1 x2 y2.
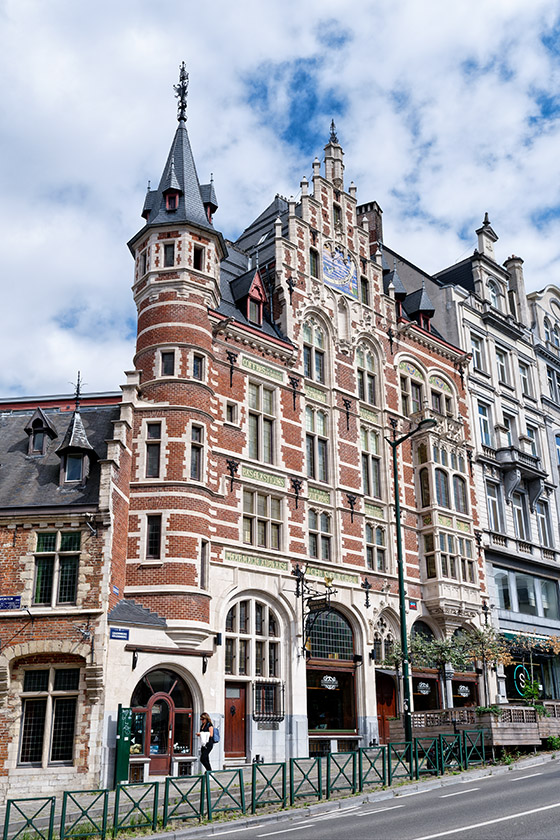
145 422 162 479
242 490 282 551
18 667 80 767
163 242 175 268
248 382 275 465
32 531 81 608
190 425 204 481
309 508 332 561
306 407 329 482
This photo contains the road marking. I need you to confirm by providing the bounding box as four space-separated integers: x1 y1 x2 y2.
397 789 433 797
511 772 542 782
258 825 316 837
356 805 404 816
313 806 361 820
440 787 479 798
211 828 263 836
412 801 560 840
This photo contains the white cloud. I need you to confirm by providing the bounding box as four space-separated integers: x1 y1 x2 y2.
1 0 560 395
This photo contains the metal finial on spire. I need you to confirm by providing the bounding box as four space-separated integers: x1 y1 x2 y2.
483 211 490 226
174 61 189 122
329 119 338 143
73 372 83 412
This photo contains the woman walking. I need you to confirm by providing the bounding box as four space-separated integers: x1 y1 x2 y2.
197 712 214 772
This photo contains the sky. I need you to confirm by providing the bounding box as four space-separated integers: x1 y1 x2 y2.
1 0 560 397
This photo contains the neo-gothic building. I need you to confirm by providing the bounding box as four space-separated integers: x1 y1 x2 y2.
2 67 559 796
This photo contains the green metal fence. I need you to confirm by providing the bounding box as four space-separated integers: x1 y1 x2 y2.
205 769 246 821
60 790 109 840
163 774 206 825
358 746 387 791
251 762 287 813
463 730 485 767
326 751 357 798
2 797 56 840
1 730 488 839
388 741 414 784
289 756 322 804
415 736 441 777
112 782 159 837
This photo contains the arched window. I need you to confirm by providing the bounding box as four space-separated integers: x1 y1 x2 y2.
544 318 552 343
554 325 560 348
419 468 431 508
307 610 353 660
435 469 450 508
130 668 193 773
356 346 377 405
303 320 325 383
225 599 281 679
488 280 502 310
411 620 435 641
453 476 468 514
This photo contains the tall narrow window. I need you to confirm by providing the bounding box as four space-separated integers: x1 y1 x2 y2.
478 403 492 447
512 492 529 541
496 349 509 384
435 469 450 508
145 423 161 478
356 346 377 405
65 454 83 482
366 524 386 571
306 407 328 482
535 501 552 548
486 482 503 532
140 250 148 276
190 425 203 481
164 243 175 267
401 375 423 416
192 354 204 381
453 476 468 514
518 362 531 397
303 321 325 383
146 515 162 560
248 383 275 464
309 510 331 561
361 427 381 498
161 351 175 377
193 245 204 271
419 468 431 507
471 335 485 371
309 248 319 278
439 533 457 578
525 424 539 457
488 280 501 310
360 277 370 306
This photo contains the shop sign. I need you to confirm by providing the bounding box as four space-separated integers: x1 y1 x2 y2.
513 664 530 696
457 684 470 698
321 675 339 691
417 681 431 695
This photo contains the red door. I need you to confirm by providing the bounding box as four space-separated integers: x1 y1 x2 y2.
376 674 396 744
225 683 246 758
148 694 173 775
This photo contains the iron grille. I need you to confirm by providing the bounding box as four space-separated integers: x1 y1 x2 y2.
252 682 284 721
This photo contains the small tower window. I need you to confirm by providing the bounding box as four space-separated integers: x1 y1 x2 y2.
140 250 148 276
161 351 175 377
65 454 83 483
166 193 178 211
193 245 204 271
164 243 175 267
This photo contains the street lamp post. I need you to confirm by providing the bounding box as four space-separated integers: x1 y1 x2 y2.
386 416 437 744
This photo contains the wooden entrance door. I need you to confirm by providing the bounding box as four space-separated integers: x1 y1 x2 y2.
225 683 246 758
376 673 396 744
148 694 173 775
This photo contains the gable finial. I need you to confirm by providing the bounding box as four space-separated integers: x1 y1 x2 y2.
174 61 189 123
73 371 83 412
329 119 338 143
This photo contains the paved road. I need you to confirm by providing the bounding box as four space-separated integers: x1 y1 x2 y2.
193 758 560 840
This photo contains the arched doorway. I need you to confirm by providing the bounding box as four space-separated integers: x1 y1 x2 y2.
306 610 357 747
373 616 397 743
130 668 193 776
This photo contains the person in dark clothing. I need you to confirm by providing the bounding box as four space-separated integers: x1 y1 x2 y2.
197 712 214 772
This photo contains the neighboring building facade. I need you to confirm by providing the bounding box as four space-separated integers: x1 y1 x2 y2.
0 391 129 799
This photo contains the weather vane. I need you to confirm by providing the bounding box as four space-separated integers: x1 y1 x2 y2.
174 61 189 122
73 371 83 412
329 119 338 144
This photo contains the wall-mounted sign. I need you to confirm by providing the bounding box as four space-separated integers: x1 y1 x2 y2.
112 585 120 596
110 628 130 641
321 675 339 691
513 664 530 697
409 599 418 610
417 681 431 696
0 596 21 610
457 684 470 698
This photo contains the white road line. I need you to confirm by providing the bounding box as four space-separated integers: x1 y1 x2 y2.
412 801 560 840
440 787 479 798
397 789 433 797
210 828 263 836
257 825 316 837
356 805 405 816
511 772 542 782
313 807 361 821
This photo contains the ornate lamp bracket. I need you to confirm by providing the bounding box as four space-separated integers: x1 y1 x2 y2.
226 350 238 388
342 398 352 431
291 477 303 509
225 458 239 491
288 375 300 411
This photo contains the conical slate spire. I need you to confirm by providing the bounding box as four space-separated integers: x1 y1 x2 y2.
55 411 95 455
138 64 214 232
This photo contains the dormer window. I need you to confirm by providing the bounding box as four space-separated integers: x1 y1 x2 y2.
65 454 84 483
25 408 57 456
166 192 179 211
420 314 430 330
248 296 262 325
488 279 502 311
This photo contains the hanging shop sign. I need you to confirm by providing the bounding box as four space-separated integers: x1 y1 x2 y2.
457 684 470 698
321 675 339 691
417 681 431 696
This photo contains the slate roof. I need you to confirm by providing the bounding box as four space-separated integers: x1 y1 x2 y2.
108 599 167 627
434 258 475 292
0 403 119 510
129 119 223 256
383 260 407 300
55 411 95 455
404 284 436 317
